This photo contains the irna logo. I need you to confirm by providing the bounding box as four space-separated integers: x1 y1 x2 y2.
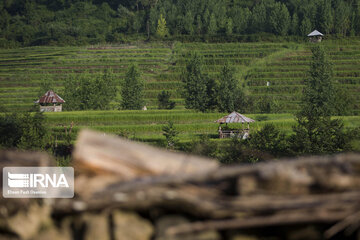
3 167 74 198
8 172 69 188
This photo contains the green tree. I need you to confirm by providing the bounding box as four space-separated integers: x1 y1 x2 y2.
0 113 23 148
0 112 48 150
290 46 353 154
251 3 267 32
121 64 144 110
63 69 117 111
184 11 194 35
248 124 289 158
290 13 299 35
231 7 251 34
156 14 169 37
317 0 333 34
208 13 217 34
182 53 216 112
18 112 48 150
334 1 351 36
301 46 335 118
157 90 176 109
217 63 238 112
300 17 312 36
196 15 203 35
37 74 55 98
162 121 178 149
226 17 233 35
269 2 290 36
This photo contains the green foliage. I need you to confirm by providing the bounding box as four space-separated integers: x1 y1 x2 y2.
290 116 352 154
269 2 290 36
156 14 169 38
291 45 356 155
301 46 335 118
216 63 240 112
157 90 175 109
317 0 333 34
333 87 354 116
63 69 117 111
226 18 233 35
162 120 178 149
208 13 217 34
248 124 288 157
0 112 48 150
255 95 282 114
300 17 312 36
0 113 23 148
189 135 218 158
38 75 55 98
251 3 267 32
1 0 359 47
182 52 216 112
121 64 144 110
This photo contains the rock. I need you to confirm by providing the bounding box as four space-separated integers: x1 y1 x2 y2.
230 235 259 240
81 213 111 240
5 201 52 240
112 210 153 240
155 215 220 240
33 227 71 240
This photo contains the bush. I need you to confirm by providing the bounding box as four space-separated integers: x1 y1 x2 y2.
157 91 176 109
247 124 289 158
162 121 178 149
0 112 48 150
121 65 144 110
63 69 118 110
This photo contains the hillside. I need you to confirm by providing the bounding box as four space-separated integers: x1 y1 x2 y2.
0 39 360 113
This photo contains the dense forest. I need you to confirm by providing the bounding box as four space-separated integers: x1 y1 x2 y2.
1 0 360 47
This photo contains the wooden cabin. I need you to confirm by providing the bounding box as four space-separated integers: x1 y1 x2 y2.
307 30 324 43
35 90 65 112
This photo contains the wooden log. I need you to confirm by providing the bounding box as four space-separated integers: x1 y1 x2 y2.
72 129 218 179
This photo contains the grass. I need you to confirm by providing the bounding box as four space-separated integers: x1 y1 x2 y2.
43 110 360 143
1 40 360 112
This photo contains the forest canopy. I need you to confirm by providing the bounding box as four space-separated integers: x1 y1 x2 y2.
1 0 360 47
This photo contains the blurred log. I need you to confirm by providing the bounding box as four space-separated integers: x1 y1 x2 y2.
73 129 219 179
2 130 360 239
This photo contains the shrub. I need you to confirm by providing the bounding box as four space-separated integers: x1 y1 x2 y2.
247 124 289 158
162 121 178 149
157 91 176 109
121 64 144 110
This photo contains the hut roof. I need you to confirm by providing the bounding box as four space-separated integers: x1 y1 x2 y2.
35 90 65 104
215 111 255 124
307 30 324 37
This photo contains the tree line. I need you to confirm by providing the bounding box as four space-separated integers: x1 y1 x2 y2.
1 0 360 47
167 45 360 162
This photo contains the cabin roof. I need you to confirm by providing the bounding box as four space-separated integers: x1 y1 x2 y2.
35 90 65 104
307 30 324 37
215 111 255 124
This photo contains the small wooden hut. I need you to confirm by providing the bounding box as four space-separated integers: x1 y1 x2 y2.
35 90 65 112
215 111 255 139
307 30 324 43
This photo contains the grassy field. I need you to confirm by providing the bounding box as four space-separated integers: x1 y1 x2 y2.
43 110 360 146
1 38 360 113
1 39 360 147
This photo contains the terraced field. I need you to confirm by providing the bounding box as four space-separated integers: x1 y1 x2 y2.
44 110 360 145
0 39 360 113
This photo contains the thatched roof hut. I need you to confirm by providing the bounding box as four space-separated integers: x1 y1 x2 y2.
307 30 324 42
35 90 65 112
215 111 255 124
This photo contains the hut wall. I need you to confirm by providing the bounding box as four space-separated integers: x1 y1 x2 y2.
40 105 62 112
